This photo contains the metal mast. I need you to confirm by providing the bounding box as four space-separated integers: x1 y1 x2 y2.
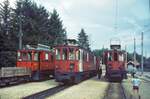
133 37 136 66
114 0 118 33
125 45 127 69
141 32 144 74
19 3 23 50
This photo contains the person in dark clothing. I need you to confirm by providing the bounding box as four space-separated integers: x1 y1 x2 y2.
98 66 102 79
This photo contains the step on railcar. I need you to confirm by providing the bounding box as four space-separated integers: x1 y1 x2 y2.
54 39 97 84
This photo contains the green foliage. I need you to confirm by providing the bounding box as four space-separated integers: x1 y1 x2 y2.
78 28 90 50
12 0 51 45
0 0 17 67
93 48 108 57
0 0 67 67
48 9 67 46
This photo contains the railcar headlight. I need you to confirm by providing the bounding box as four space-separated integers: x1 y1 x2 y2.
108 65 112 69
56 65 58 69
70 63 75 69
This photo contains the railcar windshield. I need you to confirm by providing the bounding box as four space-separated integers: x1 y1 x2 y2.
62 48 67 60
17 51 32 61
119 53 124 61
56 48 61 60
114 52 118 61
69 48 75 60
33 52 39 61
108 52 113 61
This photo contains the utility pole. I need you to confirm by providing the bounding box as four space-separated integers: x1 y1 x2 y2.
141 32 144 74
114 0 118 33
133 37 136 66
149 0 150 13
19 4 23 50
125 45 127 69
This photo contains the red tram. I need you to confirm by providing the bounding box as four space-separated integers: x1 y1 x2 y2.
103 44 127 81
54 40 98 83
16 44 54 80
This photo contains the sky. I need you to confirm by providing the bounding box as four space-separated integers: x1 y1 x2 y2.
1 0 150 57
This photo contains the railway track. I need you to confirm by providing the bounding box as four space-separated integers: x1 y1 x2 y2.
104 82 126 99
22 85 70 99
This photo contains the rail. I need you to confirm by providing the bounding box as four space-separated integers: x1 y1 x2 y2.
22 85 70 99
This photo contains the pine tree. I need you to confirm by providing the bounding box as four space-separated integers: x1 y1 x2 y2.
78 28 90 50
0 0 17 67
48 9 67 46
12 0 51 46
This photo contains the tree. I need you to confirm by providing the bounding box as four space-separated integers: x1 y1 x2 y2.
0 0 17 67
78 28 90 50
93 48 108 57
12 0 51 46
48 9 67 46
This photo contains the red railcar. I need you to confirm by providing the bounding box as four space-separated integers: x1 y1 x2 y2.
103 44 127 81
54 40 98 83
16 49 54 80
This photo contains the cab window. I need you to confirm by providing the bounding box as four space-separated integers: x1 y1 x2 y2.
17 52 21 61
108 52 113 61
56 48 61 60
27 52 32 61
76 50 80 60
22 53 27 61
69 48 75 60
45 53 49 61
119 53 124 61
114 52 118 61
34 52 39 61
62 48 67 60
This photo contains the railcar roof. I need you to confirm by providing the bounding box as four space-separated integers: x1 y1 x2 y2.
17 49 52 53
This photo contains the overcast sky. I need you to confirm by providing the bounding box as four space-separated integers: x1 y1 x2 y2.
1 0 150 57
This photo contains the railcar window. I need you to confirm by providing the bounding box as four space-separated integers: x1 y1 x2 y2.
87 53 89 62
34 52 39 61
94 56 96 65
45 53 49 60
119 54 124 61
51 55 54 62
76 50 80 60
83 52 86 62
56 49 61 60
27 53 31 61
69 48 75 60
114 52 118 61
62 48 67 60
22 53 27 61
17 52 22 61
108 53 112 61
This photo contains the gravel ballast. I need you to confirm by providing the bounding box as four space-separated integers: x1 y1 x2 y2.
0 80 58 99
47 77 109 99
